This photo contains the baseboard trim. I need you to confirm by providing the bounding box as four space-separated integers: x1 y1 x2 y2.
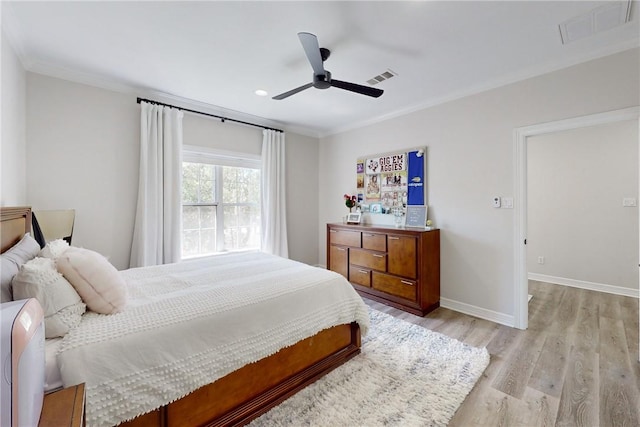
440 297 515 327
528 273 639 298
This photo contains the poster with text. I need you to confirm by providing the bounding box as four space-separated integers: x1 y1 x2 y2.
366 154 406 175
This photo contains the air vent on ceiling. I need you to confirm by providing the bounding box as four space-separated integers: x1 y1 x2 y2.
367 69 397 86
559 0 631 44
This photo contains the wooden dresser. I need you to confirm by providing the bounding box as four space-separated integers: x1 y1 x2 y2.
327 223 440 316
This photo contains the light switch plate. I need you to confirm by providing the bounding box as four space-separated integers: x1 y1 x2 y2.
502 197 514 209
623 197 637 207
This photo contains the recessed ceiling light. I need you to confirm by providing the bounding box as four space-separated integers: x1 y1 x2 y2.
255 89 268 97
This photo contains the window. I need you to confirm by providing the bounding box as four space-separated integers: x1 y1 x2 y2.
181 147 261 258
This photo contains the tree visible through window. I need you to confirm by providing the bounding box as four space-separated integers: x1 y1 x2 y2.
181 154 260 258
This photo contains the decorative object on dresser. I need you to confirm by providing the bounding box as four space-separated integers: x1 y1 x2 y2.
346 212 362 224
405 205 427 228
327 223 440 316
343 193 357 212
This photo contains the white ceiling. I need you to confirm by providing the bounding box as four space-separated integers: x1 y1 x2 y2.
3 1 639 137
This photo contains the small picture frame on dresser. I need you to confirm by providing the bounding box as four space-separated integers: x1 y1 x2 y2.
346 212 362 224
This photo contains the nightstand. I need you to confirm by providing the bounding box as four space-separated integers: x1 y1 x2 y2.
39 383 85 427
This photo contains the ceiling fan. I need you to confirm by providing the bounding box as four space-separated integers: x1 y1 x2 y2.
272 32 384 100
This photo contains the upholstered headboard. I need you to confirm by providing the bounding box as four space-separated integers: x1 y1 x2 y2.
0 207 32 254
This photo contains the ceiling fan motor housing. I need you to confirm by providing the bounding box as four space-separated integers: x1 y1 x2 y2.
313 71 331 89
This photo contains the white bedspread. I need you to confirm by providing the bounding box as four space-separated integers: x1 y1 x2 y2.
56 251 370 427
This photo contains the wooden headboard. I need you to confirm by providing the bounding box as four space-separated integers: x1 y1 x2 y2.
0 207 32 253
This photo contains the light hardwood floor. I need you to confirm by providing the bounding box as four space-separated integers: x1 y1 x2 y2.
363 280 640 426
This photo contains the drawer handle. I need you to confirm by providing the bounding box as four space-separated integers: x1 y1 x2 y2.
389 236 400 240
401 280 415 286
329 230 337 233
358 269 368 274
335 247 346 251
372 254 384 258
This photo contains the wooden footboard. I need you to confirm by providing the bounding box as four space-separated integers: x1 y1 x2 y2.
121 322 361 427
0 207 362 427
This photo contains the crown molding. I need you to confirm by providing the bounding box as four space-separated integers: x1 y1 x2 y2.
25 60 322 138
20 38 640 141
1 2 30 68
3 0 310 138
321 40 640 138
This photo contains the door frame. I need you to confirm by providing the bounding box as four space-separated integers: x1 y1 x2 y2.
513 106 640 330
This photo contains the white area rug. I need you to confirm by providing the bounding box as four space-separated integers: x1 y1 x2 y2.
249 309 490 426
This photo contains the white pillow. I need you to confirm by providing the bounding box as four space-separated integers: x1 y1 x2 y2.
12 257 86 338
56 247 127 314
1 234 41 302
39 238 70 259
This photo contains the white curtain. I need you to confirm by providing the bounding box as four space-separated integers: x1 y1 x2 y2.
130 102 184 267
261 129 289 258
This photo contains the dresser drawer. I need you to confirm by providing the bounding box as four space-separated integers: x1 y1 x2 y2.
387 235 417 279
362 232 386 252
329 229 361 247
349 265 371 287
349 248 386 271
329 245 349 278
372 272 417 301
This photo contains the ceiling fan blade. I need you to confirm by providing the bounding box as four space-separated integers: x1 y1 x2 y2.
272 82 314 100
330 79 384 98
298 32 326 77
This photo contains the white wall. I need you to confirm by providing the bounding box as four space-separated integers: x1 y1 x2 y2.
26 73 140 269
1 30 27 206
25 73 320 269
527 120 638 291
318 48 640 323
284 132 320 265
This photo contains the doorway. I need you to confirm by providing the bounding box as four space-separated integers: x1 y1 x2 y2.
513 106 640 330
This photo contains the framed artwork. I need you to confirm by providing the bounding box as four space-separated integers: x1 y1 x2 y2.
347 212 362 224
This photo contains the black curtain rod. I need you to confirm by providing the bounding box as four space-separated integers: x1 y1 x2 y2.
136 97 283 133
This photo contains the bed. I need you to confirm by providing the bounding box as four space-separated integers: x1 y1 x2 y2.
0 207 368 426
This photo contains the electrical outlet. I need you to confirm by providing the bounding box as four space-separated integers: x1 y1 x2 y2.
537 256 544 264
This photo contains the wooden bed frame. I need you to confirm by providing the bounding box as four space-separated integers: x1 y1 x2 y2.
0 207 362 427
